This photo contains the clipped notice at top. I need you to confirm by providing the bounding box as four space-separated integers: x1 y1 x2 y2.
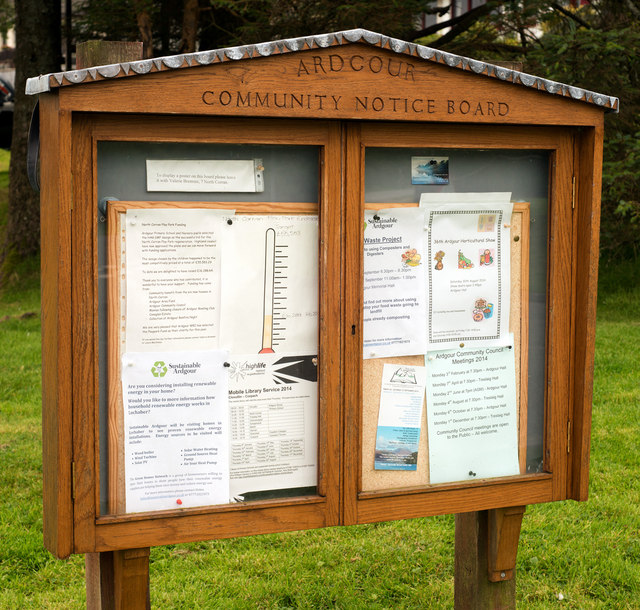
146 159 264 192
420 193 512 349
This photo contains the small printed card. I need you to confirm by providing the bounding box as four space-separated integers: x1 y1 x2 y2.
146 159 264 192
374 363 427 470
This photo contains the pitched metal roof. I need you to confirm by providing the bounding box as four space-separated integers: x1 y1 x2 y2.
25 28 618 112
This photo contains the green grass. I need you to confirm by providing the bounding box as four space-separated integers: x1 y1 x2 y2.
1 267 637 608
1 183 639 606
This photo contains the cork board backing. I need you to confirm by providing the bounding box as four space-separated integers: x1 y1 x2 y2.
361 202 529 492
106 200 317 514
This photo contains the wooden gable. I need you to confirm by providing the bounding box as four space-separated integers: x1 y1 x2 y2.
50 43 605 127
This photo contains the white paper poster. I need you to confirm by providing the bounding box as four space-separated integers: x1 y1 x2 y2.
374 363 427 470
124 208 231 353
420 193 512 349
146 159 262 192
227 353 318 498
220 215 318 355
122 350 229 513
425 339 519 484
363 208 427 359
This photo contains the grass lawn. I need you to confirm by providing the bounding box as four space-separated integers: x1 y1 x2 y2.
1 156 639 605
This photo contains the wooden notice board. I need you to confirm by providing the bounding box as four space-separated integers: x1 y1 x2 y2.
360 202 530 492
31 31 609 557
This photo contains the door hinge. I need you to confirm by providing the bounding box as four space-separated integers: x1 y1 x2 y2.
567 420 572 454
71 461 76 500
571 176 576 210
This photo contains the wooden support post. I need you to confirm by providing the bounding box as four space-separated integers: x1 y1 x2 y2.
86 548 151 610
487 506 526 582
454 507 526 610
86 552 114 609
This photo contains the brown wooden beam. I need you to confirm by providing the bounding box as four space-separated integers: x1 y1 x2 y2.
488 506 526 582
86 552 114 609
86 548 150 610
455 507 526 610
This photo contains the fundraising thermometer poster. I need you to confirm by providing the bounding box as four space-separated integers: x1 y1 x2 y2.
220 215 318 355
420 193 512 350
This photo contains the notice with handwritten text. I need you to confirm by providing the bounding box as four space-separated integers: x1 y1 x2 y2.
122 350 229 513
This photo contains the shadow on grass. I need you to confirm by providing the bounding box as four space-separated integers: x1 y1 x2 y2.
597 258 640 323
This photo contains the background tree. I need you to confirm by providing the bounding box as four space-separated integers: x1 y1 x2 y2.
524 2 640 260
2 0 637 272
0 0 12 41
0 0 60 282
206 0 436 44
422 2 639 257
216 0 639 260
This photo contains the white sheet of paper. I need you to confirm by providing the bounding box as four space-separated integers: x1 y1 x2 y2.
425 339 519 484
122 350 229 512
227 353 318 498
420 193 512 349
363 208 427 358
124 208 231 353
374 363 427 471
220 215 318 355
146 159 260 192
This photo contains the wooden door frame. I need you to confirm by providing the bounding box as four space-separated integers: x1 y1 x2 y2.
341 121 588 525
69 113 343 553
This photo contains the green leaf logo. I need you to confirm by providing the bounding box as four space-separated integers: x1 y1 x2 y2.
151 361 167 377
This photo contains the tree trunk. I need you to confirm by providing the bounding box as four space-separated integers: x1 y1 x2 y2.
179 0 200 54
134 1 154 58
160 0 171 55
1 0 61 281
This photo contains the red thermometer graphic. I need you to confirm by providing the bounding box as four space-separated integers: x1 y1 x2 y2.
259 228 276 354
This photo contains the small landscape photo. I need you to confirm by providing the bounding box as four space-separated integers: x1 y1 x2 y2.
411 156 449 185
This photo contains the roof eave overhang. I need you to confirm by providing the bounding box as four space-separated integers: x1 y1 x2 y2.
25 28 619 113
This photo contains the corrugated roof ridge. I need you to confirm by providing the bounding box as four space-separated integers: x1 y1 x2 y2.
24 28 618 112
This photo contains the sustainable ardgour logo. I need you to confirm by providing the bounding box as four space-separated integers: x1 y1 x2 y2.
151 361 168 378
